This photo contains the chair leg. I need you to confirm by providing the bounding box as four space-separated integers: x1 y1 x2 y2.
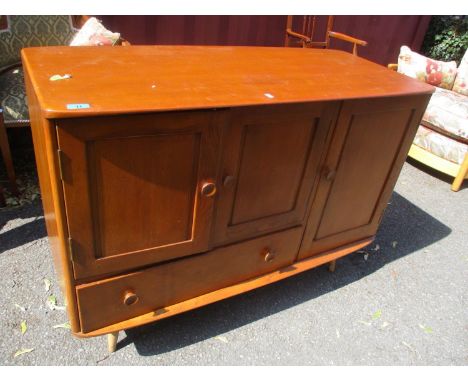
0 114 19 196
0 184 6 207
328 260 336 273
107 331 119 353
451 154 468 192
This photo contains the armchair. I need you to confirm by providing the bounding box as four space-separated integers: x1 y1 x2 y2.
0 16 128 206
388 46 468 192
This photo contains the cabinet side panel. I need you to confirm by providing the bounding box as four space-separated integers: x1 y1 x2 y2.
23 69 80 333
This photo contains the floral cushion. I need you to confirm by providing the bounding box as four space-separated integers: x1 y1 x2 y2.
398 45 457 90
421 87 468 143
70 17 120 46
0 66 28 124
414 125 467 165
452 49 468 96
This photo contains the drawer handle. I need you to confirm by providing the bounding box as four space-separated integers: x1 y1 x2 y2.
201 182 217 197
123 291 139 306
263 249 275 263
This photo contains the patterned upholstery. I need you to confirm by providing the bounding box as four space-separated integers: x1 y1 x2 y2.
0 16 77 125
0 66 28 124
397 45 457 90
0 15 76 68
422 87 468 143
453 49 468 96
414 125 467 165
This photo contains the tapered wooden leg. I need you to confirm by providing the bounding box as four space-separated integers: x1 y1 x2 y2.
328 260 336 273
107 331 119 353
451 154 468 192
0 114 18 196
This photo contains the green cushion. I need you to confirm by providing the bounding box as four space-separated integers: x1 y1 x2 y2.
0 66 28 123
0 16 76 68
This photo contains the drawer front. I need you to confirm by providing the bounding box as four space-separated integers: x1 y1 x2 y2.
76 227 304 333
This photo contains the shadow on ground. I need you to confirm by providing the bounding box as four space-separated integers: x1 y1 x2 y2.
0 202 46 253
114 191 452 356
406 157 466 192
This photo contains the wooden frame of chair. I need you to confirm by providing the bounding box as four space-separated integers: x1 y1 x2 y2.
285 16 367 56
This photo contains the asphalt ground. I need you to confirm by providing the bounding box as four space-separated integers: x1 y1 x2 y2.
0 153 466 365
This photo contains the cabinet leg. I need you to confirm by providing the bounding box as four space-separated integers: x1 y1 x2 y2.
328 260 336 273
107 331 119 353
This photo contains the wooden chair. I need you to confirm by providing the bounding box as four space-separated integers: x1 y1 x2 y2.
285 16 367 56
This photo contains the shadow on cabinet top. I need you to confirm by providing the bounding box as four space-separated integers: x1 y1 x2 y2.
22 46 434 119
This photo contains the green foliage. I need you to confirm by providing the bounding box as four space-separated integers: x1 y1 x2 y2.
421 16 468 64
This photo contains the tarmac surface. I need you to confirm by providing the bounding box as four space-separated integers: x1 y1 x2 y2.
0 157 466 365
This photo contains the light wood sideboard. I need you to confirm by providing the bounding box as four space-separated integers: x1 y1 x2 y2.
21 46 433 352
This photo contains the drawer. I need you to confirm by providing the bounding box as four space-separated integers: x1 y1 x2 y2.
76 227 304 333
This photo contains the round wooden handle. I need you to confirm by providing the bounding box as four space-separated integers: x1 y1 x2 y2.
123 291 139 306
264 249 275 263
201 182 217 197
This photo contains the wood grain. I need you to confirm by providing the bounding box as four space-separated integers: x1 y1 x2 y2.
213 102 338 245
76 227 304 333
22 69 80 332
21 46 433 119
56 111 221 280
74 236 374 337
298 95 431 259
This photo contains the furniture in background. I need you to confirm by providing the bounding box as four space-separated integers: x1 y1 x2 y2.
0 15 126 206
389 46 468 191
285 16 367 56
0 16 77 205
23 45 432 352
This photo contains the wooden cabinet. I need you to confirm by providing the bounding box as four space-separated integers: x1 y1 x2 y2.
22 46 433 350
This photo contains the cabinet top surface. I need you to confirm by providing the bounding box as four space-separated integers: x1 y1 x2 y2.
21 45 434 118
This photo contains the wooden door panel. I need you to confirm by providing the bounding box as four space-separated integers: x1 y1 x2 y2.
213 103 339 245
231 120 314 225
298 95 431 259
89 133 198 257
316 110 412 239
57 112 220 280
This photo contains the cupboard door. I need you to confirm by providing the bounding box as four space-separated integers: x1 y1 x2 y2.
57 112 220 280
298 95 431 259
213 103 339 245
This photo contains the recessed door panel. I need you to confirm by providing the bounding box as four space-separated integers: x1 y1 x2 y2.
213 103 339 245
89 133 198 257
298 95 431 259
57 112 220 280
